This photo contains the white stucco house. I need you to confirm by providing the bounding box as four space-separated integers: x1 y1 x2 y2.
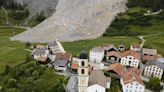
32 47 49 61
89 46 104 63
48 40 66 54
143 60 164 79
120 68 145 92
87 70 111 92
120 50 141 68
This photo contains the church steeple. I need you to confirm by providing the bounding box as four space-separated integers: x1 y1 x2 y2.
78 51 89 92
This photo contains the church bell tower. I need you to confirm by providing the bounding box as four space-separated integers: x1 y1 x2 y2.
78 51 89 92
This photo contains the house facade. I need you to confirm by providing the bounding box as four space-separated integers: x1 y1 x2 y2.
120 50 141 68
143 60 164 79
89 47 104 63
120 68 145 92
48 40 66 54
32 48 49 60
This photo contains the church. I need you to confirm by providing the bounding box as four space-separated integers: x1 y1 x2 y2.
78 52 111 92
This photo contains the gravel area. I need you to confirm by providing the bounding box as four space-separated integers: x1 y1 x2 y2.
11 0 128 43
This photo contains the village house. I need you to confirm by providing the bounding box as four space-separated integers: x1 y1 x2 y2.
32 46 49 62
120 68 145 92
102 44 118 54
106 51 122 64
142 48 157 56
87 70 111 92
52 53 72 71
130 43 141 52
120 50 141 68
48 40 66 54
143 60 164 79
118 44 126 52
70 57 93 73
78 53 111 92
89 46 104 63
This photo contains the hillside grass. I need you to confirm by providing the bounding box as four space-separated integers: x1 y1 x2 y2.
63 36 140 56
0 27 29 74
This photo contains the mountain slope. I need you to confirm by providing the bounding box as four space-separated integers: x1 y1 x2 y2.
11 0 127 43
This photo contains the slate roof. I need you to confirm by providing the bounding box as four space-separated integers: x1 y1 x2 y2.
145 60 164 69
89 70 111 88
48 41 58 47
53 60 68 67
32 48 46 55
90 46 104 52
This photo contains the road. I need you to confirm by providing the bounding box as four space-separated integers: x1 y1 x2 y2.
0 26 31 30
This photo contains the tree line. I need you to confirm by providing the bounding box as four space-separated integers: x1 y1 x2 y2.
127 0 164 11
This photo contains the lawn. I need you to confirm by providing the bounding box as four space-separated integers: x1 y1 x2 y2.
62 36 140 56
0 27 29 74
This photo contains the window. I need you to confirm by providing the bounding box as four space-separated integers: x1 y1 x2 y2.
81 61 85 66
82 69 85 74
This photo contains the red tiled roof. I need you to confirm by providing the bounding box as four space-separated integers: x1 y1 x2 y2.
131 43 140 48
142 55 160 61
55 53 72 61
107 51 122 58
122 69 144 85
107 63 126 76
121 50 141 60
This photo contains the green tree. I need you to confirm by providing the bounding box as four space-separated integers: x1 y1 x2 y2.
146 77 162 92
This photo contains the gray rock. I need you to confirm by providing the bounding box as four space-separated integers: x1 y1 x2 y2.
11 0 128 43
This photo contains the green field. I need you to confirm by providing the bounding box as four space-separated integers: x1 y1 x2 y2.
63 36 140 56
0 27 29 73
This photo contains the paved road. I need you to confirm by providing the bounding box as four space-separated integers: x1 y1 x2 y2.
66 76 78 92
0 26 31 30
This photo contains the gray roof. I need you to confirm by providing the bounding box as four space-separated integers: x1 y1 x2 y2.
146 60 164 69
89 70 111 88
48 41 58 47
91 47 104 52
53 60 68 67
32 48 46 55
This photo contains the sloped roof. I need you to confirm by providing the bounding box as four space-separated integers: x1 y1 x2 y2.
131 43 140 48
54 53 72 61
122 68 144 85
142 48 157 55
53 60 68 67
90 46 104 52
107 63 126 76
89 70 110 88
107 51 122 58
143 55 160 61
101 44 118 51
145 60 164 69
32 48 46 55
121 50 141 60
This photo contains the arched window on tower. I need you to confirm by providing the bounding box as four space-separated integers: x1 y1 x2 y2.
82 69 85 74
81 61 85 66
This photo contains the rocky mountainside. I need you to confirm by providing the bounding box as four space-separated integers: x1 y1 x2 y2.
11 0 128 43
14 0 58 17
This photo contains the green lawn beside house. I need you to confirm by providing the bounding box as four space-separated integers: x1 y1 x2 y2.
63 36 140 56
0 27 29 74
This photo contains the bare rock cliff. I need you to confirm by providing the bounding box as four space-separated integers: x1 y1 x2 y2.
11 0 128 43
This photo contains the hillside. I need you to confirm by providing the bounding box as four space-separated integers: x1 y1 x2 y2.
11 0 127 43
